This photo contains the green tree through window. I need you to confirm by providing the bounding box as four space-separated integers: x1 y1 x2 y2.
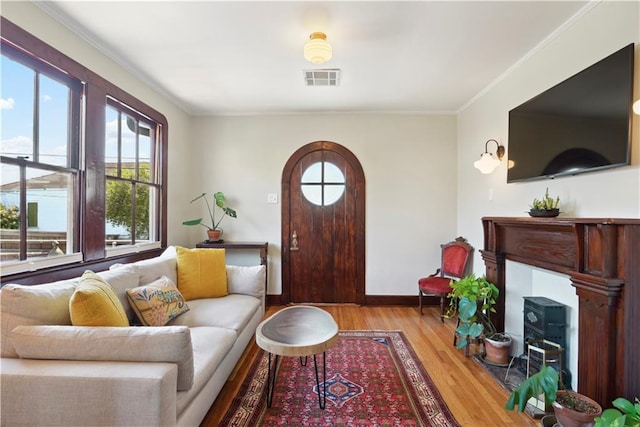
105 165 150 239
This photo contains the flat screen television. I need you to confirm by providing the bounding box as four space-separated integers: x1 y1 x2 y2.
507 43 635 183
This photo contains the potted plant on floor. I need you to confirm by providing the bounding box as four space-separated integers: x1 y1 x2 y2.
182 192 237 241
506 364 603 427
448 274 512 364
529 187 560 217
595 397 640 427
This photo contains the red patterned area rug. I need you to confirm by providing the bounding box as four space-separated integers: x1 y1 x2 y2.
219 330 459 426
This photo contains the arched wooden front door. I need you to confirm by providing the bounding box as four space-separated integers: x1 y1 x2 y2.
281 141 365 304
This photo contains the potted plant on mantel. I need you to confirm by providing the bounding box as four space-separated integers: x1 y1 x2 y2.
529 187 560 217
447 274 512 364
506 364 603 427
182 192 237 242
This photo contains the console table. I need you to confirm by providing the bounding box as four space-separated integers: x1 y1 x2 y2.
195 241 268 288
480 217 639 407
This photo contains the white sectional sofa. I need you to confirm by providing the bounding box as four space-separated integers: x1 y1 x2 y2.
0 247 266 426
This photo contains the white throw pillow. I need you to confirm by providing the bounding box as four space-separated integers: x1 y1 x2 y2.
226 265 266 298
134 255 178 288
95 265 140 324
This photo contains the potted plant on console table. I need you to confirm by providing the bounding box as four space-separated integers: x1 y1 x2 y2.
448 274 512 364
182 192 237 242
506 364 603 427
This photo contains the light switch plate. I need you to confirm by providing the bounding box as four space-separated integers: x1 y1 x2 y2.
267 193 278 204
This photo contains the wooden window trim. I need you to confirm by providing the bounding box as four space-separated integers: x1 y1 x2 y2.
1 17 168 285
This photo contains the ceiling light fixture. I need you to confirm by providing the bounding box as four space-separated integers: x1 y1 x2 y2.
304 32 332 64
474 139 505 174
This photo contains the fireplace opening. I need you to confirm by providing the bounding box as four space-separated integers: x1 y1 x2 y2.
518 296 572 387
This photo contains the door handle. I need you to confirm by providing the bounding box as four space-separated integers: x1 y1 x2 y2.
290 230 299 251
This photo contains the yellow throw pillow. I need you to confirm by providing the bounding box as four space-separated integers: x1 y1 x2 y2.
176 247 227 300
126 276 190 326
70 271 129 326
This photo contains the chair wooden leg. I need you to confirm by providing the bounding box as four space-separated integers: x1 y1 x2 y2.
439 295 445 323
418 290 423 315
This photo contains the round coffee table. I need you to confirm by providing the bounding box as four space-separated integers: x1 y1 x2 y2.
255 305 339 409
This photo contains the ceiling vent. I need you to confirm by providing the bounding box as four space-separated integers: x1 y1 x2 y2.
304 69 340 86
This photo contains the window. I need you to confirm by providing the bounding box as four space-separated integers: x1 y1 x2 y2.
1 17 167 278
105 101 160 249
0 44 81 267
301 161 346 206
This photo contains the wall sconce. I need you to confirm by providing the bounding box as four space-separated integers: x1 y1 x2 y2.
474 139 505 174
633 100 640 115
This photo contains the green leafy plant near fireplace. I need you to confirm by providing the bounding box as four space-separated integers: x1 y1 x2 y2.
447 274 512 364
506 364 603 426
595 397 640 427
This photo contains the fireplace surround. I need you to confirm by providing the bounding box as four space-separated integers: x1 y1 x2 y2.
481 217 639 407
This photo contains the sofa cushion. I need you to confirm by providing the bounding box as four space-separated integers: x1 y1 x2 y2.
69 271 129 327
226 265 266 298
0 279 78 358
168 294 261 333
9 325 194 391
176 326 237 415
176 247 227 300
133 251 178 286
126 276 190 326
96 265 140 324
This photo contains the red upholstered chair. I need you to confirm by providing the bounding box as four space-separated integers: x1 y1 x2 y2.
418 237 473 322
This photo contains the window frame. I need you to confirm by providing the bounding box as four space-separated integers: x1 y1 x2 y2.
104 97 161 251
1 17 168 285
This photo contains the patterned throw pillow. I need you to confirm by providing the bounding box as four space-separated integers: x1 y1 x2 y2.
126 276 190 326
70 271 130 327
176 247 228 300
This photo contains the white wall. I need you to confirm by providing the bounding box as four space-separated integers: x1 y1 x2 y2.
457 1 640 389
185 114 458 295
6 2 639 382
2 2 195 248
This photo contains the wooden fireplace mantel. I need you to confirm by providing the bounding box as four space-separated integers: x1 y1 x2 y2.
480 217 639 407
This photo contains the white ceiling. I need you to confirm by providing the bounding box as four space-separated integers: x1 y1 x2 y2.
36 1 589 116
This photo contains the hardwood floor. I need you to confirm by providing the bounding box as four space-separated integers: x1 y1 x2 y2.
200 305 539 426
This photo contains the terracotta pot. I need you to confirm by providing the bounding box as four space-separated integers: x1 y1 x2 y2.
207 229 222 242
484 333 512 364
552 391 602 427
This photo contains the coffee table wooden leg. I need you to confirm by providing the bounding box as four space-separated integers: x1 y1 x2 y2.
313 352 327 409
266 353 279 408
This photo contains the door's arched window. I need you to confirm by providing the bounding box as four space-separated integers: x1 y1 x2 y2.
300 161 345 206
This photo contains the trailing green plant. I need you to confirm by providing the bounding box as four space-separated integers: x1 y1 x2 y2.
530 187 560 210
182 192 237 231
447 274 499 348
595 397 640 427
